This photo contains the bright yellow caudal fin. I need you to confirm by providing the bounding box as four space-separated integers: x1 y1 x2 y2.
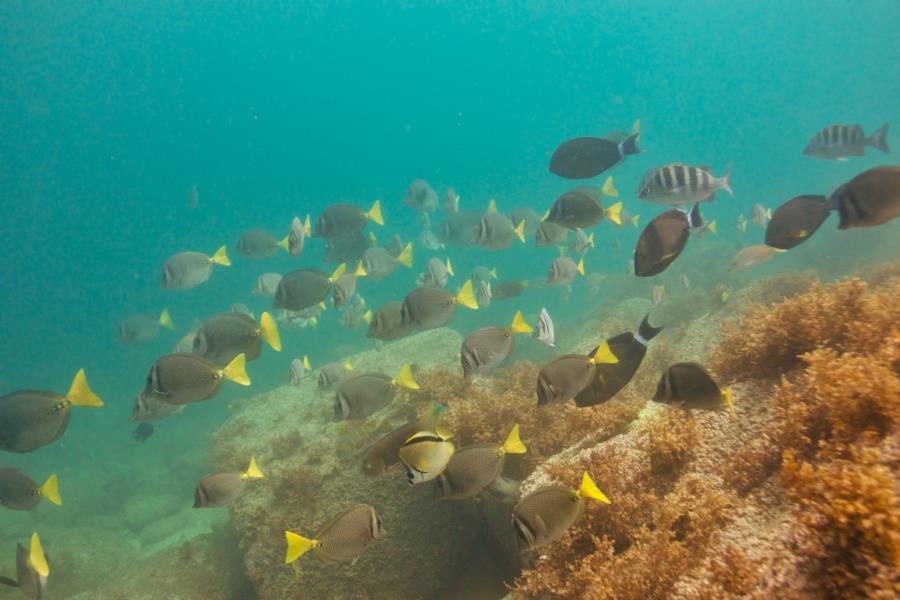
397 243 413 268
304 214 312 236
259 312 282 351
343 360 353 371
708 220 718 234
513 220 526 243
353 261 367 277
589 340 619 365
221 354 251 386
502 424 527 454
456 280 479 310
393 364 420 390
330 263 347 283
605 202 623 225
67 369 103 408
602 176 619 197
363 310 372 324
578 472 611 504
158 308 174 330
510 310 533 334
285 531 317 564
211 245 231 266
722 388 736 417
587 232 595 248
631 215 640 227
486 198 497 213
577 257 585 275
766 208 772 219
303 355 311 370
243 456 264 480
278 235 290 251
446 258 454 277
489 267 497 279
29 533 49 577
367 200 384 225
39 474 62 506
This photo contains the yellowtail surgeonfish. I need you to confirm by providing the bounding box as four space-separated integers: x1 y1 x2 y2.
285 504 385 565
193 457 264 508
0 470 61 510
536 341 618 406
513 472 610 548
333 364 419 422
460 311 533 378
435 425 526 500
161 246 231 290
143 353 250 406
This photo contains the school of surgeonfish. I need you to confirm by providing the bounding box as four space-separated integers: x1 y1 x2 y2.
4 111 896 592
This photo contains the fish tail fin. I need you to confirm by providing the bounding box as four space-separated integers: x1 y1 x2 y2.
766 207 773 220
39 474 62 506
67 369 104 407
285 531 317 564
393 364 420 390
259 312 282 351
396 243 414 268
446 258 454 277
579 472 611 504
502 424 527 454
456 280 479 310
587 232 595 248
158 308 174 330
222 353 251 386
510 310 533 334
866 122 890 153
630 118 641 137
351 260 367 277
631 214 640 227
367 200 384 225
344 360 353 371
303 355 311 370
602 176 619 197
708 219 718 234
577 257 586 276
29 533 49 577
605 202 623 225
489 267 497 278
486 198 497 213
420 403 446 429
278 235 290 251
637 314 663 342
330 262 347 283
720 163 733 197
211 245 231 266
304 214 312 236
368 231 377 246
363 310 372 324
722 387 736 417
589 339 619 365
514 220 526 243
243 456 264 479
619 132 641 156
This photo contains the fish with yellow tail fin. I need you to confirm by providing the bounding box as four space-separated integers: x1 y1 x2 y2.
546 186 622 229
361 242 413 281
193 311 281 366
274 263 347 312
400 279 478 330
0 532 50 597
461 311 534 378
317 360 353 390
399 430 455 484
513 472 610 548
285 503 385 565
143 353 249 406
193 457 264 508
288 357 309 385
436 425 527 500
368 301 416 341
287 215 309 258
118 308 175 344
0 470 61 510
313 201 383 240
536 340 619 406
404 179 438 213
416 257 452 289
475 206 526 250
333 364 419 422
568 228 594 257
547 255 584 286
361 404 445 477
652 362 733 413
236 228 290 259
0 369 103 453
161 246 230 290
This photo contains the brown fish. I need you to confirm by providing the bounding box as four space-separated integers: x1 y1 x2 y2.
534 218 569 247
361 404 445 477
161 246 231 290
765 195 831 250
474 209 526 250
9 533 49 598
830 166 900 230
435 425 526 500
324 231 370 263
313 201 384 240
144 353 250 406
404 179 438 213
367 302 415 341
512 472 609 548
192 312 281 365
438 209 483 245
545 181 622 229
285 504 385 565
334 365 419 421
317 361 353 390
460 311 533 378
400 280 478 330
361 244 413 281
507 207 542 236
536 341 619 406
652 362 734 414
633 204 702 277
492 280 530 300
236 229 288 259
0 470 61 511
193 457 263 508
274 264 347 311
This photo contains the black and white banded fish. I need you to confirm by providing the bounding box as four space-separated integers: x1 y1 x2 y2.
803 123 889 161
638 163 732 206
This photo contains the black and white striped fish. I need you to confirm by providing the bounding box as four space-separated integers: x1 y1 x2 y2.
803 123 889 161
638 163 732 206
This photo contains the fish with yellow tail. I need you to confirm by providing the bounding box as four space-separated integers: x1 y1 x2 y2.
652 362 735 416
193 311 281 366
546 183 623 229
333 364 419 421
285 504 385 566
513 472 610 548
436 425 527 500
0 470 61 510
274 263 347 312
475 203 527 249
162 246 231 290
400 279 478 330
547 255 584 286
287 214 311 258
118 308 175 344
0 532 50 597
361 404 445 477
399 429 456 484
313 200 384 240
361 242 413 281
536 340 619 406
193 457 264 508
143 353 250 406
236 228 291 259
461 311 533 378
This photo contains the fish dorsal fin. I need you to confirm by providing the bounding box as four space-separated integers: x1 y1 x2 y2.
487 199 498 213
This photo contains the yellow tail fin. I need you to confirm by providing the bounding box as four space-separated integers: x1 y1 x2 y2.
631 215 640 227
367 200 384 225
766 208 772 220
211 245 231 266
39 474 62 506
709 220 718 234
605 202 623 225
285 531 317 564
602 176 619 197
502 424 527 454
363 310 372 324
158 308 174 330
630 118 641 135
353 261 367 277
29 533 49 577
259 312 282 351
722 388 736 417
589 340 619 365
513 220 526 243
303 355 311 370
243 456 264 480
221 354 251 386
304 214 312 236
344 360 353 371
446 258 454 277
330 263 347 283
456 280 479 310
489 267 497 279
396 243 413 268
278 235 290 251
577 257 585 275
487 198 497 213
393 364 420 390
587 232 595 248
368 231 377 246
510 310 533 334
66 369 103 408
578 472 611 504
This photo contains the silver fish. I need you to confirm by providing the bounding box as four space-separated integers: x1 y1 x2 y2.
547 256 583 286
419 229 443 250
568 229 594 257
253 273 282 297
751 204 770 228
803 123 889 161
416 257 452 288
289 357 310 385
638 163 732 206
161 247 230 290
288 215 309 258
404 179 438 213
534 308 555 347
476 280 492 308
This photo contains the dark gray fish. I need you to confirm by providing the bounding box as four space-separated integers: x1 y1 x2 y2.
192 312 280 365
460 311 533 378
535 219 569 247
193 458 263 508
333 272 359 309
361 245 412 281
404 179 438 213
118 309 174 344
274 264 346 311
438 209 484 245
419 229 443 250
513 473 609 548
638 164 732 206
536 342 618 406
443 188 460 212
492 280 530 300
287 215 310 258
435 426 526 500
333 365 418 422
324 231 369 264
317 361 352 390
253 273 282 297
830 166 900 230
400 281 478 330
0 470 60 511
367 302 415 341
804 123 889 161
507 207 542 236
285 504 385 565
652 362 734 413
236 228 287 259
313 201 383 240
547 255 584 286
470 266 497 285
144 353 250 406
533 308 555 347
765 195 831 249
161 247 231 290
361 404 445 477
14 538 48 599
416 257 452 289
474 212 526 250
546 184 621 229
633 204 702 277
549 133 640 179
130 389 184 423
384 234 405 258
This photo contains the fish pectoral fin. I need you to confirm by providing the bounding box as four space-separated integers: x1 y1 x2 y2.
0 576 21 588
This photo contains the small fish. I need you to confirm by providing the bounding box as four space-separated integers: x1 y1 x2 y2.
399 430 455 485
131 389 184 422
401 280 479 330
474 210 526 250
174 319 201 353
317 361 353 390
0 470 61 511
161 246 231 290
361 244 413 281
143 353 250 406
546 180 622 229
652 362 734 415
651 284 666 305
333 264 365 309
361 404 445 477
334 365 419 421
339 306 372 330
534 218 569 247
533 308 555 347
187 184 199 209
230 303 255 318
416 257 453 289
460 311 533 378
274 264 347 311
765 195 831 250
285 504 385 565
419 229 443 250
547 255 584 286
289 356 311 385
2 533 50 598
729 244 785 270
568 229 595 257
132 422 154 441
438 209 483 245
384 234 405 258
830 166 900 230
193 457 264 508
287 215 311 258
751 204 772 228
736 213 748 233
0 370 103 454
804 123 890 161
324 231 370 263
536 341 619 406
638 163 732 206
253 273 283 297
492 280 530 300
443 187 460 212
470 266 498 285
118 309 174 344
193 312 281 365
436 425 527 500
609 205 640 228
633 203 703 277
313 201 384 240
475 280 492 308
236 229 289 259
404 179 438 213
507 207 542 236
513 472 610 548
549 133 641 179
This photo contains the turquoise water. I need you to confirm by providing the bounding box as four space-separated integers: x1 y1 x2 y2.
1 2 898 598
